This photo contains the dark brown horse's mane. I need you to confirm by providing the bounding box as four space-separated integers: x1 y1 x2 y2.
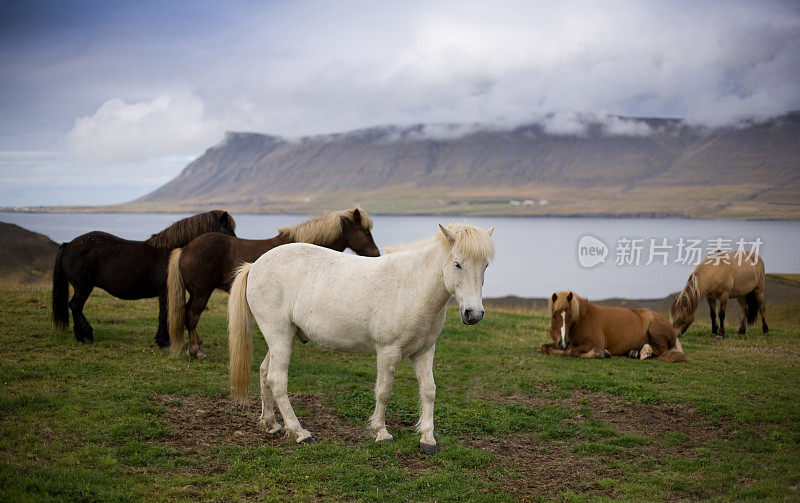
146 210 236 249
278 207 373 246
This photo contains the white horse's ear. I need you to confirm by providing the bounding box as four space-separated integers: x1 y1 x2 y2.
439 224 456 243
486 226 494 236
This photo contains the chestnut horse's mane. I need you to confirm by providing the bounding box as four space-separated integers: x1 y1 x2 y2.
146 210 236 249
278 207 373 245
549 291 582 322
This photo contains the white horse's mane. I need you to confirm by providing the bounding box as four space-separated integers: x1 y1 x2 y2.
385 224 495 261
279 206 373 244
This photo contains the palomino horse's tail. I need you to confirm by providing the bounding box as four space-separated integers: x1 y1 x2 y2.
228 263 254 405
167 248 186 357
744 291 759 325
51 243 69 331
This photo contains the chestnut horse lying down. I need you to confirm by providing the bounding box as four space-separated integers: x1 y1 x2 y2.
540 291 687 362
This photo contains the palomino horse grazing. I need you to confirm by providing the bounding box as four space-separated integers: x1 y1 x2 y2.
541 291 687 362
168 207 379 359
671 251 768 339
228 224 494 454
52 211 236 346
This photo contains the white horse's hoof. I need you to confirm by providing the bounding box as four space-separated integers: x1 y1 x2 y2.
299 436 315 444
420 443 438 455
376 436 394 443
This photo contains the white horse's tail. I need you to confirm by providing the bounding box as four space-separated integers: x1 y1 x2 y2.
228 262 254 405
167 248 186 357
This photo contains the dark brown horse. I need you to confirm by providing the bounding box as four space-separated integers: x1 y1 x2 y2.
52 211 236 346
541 291 687 362
167 207 380 359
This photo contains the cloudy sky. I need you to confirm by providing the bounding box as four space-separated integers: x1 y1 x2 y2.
1 0 799 206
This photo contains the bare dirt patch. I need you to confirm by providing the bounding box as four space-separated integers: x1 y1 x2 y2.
154 393 367 459
154 388 720 498
498 387 718 455
466 434 622 498
468 387 720 499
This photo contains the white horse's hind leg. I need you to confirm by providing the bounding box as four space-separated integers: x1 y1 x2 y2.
410 344 437 454
264 329 313 443
258 351 282 434
369 348 402 442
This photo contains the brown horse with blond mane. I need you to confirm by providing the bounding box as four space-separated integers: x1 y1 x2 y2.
541 291 687 362
167 207 380 359
671 250 768 339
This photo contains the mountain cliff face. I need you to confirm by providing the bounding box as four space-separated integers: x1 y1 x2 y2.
134 113 800 218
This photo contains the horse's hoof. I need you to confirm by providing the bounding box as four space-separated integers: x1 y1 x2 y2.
738 328 746 335
300 436 315 444
420 443 439 455
196 351 208 361
602 349 612 358
715 334 724 340
377 437 395 443
627 349 639 359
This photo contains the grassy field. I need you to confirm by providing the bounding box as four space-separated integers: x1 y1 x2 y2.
1 284 799 502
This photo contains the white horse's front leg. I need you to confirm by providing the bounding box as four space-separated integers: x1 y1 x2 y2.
267 347 313 443
258 351 283 434
369 348 401 442
410 343 437 454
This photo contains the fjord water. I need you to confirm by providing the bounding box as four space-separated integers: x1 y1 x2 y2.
3 212 799 300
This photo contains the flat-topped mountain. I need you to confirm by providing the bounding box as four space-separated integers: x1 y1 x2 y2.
128 113 800 218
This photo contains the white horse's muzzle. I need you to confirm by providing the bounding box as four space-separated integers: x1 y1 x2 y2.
461 307 485 325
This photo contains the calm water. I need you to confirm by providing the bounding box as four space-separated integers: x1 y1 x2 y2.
3 212 799 299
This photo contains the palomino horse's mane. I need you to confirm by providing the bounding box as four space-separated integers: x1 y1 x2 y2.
278 207 373 245
385 224 495 262
146 210 235 249
549 291 582 322
675 272 700 317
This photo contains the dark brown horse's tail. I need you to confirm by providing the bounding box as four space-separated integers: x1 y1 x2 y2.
51 243 69 331
744 290 759 325
167 248 186 357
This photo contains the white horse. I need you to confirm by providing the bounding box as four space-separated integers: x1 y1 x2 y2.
227 224 495 454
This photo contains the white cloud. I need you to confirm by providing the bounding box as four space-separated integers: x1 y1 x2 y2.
66 91 221 162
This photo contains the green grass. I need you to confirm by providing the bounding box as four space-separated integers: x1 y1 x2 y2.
1 284 799 501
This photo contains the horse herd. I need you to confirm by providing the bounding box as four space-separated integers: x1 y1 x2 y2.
49 207 769 453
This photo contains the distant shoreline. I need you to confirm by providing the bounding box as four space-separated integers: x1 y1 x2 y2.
2 207 798 222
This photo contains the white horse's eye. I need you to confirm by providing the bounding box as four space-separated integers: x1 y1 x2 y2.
454 262 462 269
